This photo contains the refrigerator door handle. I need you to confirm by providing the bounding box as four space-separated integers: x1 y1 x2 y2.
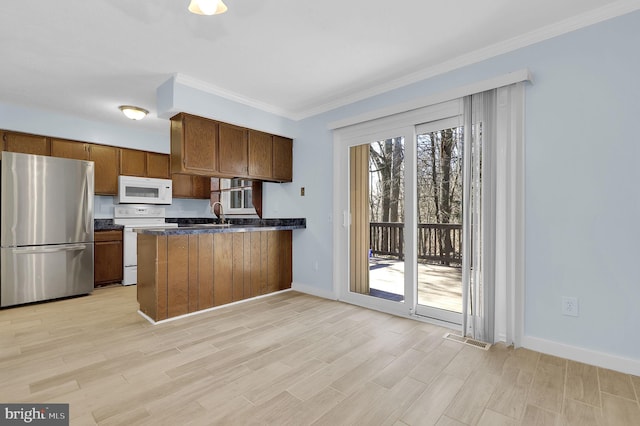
12 244 89 254
84 177 92 235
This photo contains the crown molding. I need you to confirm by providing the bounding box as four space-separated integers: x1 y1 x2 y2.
292 0 640 120
176 1 640 122
173 73 296 120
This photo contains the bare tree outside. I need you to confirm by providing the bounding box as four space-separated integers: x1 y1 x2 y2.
369 128 463 265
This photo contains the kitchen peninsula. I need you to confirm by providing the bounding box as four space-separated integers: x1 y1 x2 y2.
134 219 305 323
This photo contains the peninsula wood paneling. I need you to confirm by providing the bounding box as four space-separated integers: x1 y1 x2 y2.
243 233 252 298
198 235 214 310
167 235 189 318
137 234 169 321
250 232 263 298
156 236 168 320
137 231 292 321
188 235 199 313
232 233 245 302
267 231 280 294
213 233 233 307
260 234 269 295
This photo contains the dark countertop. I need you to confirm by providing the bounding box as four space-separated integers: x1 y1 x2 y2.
94 219 124 231
135 218 306 236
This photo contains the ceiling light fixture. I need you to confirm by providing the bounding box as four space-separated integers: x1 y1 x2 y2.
119 105 149 121
188 0 228 15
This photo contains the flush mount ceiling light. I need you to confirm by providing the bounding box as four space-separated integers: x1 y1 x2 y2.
188 0 228 15
119 105 148 121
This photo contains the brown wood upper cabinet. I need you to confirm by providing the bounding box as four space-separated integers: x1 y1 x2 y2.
120 148 171 179
146 152 171 179
248 130 273 180
218 123 248 177
119 148 146 177
272 136 293 182
172 174 211 199
2 131 50 156
51 138 119 195
170 113 293 183
171 113 218 176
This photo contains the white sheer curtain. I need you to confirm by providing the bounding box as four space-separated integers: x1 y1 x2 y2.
461 83 524 345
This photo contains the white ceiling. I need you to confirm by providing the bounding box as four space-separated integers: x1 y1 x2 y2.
1 0 637 131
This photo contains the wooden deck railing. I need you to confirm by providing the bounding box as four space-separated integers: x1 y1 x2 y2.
370 222 462 265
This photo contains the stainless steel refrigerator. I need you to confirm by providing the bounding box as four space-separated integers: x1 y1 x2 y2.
1 152 94 307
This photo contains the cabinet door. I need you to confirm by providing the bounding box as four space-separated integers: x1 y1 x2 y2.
51 138 89 160
120 148 146 177
218 123 248 176
94 231 123 286
192 176 212 199
248 130 273 179
89 144 119 195
272 136 293 182
172 113 218 174
2 131 50 156
171 174 193 198
172 174 209 199
146 153 171 179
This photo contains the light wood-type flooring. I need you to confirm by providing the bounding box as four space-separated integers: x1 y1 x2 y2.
1 285 638 425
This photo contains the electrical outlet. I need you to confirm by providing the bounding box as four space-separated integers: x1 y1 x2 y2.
300 187 305 196
562 296 579 317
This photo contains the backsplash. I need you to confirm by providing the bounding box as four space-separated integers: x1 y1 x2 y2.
94 196 215 219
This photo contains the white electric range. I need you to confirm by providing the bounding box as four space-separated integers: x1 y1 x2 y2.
113 205 177 285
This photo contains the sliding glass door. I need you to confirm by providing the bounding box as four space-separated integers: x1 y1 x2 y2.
414 118 464 325
344 118 467 325
337 83 524 343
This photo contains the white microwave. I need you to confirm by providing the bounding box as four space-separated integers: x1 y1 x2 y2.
118 176 172 204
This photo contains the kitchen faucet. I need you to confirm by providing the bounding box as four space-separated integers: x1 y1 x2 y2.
211 201 226 224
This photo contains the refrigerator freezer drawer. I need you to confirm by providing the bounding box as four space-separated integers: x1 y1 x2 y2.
0 243 94 307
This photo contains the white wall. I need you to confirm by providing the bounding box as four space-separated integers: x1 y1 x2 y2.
292 10 640 369
0 101 216 219
0 101 169 153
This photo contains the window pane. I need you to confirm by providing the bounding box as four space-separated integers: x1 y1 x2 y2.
244 189 252 208
230 190 242 208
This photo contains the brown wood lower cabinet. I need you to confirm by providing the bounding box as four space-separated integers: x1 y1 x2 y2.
94 230 123 287
137 230 292 321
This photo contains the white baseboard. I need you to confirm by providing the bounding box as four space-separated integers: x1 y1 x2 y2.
522 335 640 376
137 289 292 325
291 282 338 300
